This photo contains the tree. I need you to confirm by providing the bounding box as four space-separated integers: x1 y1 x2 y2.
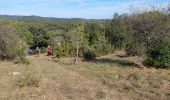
125 11 168 56
105 14 127 49
84 23 102 45
28 26 51 48
67 25 84 63
0 25 26 61
84 22 112 56
14 24 33 45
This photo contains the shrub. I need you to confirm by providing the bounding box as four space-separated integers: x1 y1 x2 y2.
55 45 67 58
0 25 27 62
55 50 61 58
93 41 113 56
14 57 30 65
12 45 30 64
55 43 74 58
145 41 170 68
16 67 42 87
40 47 47 53
125 41 146 56
83 49 97 60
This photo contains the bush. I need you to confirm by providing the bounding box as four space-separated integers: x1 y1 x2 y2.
83 49 97 60
145 41 170 68
14 57 30 65
16 67 42 87
13 45 30 64
40 47 47 53
125 41 146 56
92 40 113 56
0 26 27 62
55 43 74 58
55 45 67 58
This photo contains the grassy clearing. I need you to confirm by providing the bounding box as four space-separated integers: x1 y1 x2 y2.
0 54 169 100
58 55 170 100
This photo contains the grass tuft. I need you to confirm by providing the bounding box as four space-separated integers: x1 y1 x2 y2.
16 66 42 88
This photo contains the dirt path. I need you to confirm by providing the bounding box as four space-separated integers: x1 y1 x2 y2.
27 55 123 100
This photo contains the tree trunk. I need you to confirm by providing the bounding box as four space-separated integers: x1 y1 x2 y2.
76 44 79 63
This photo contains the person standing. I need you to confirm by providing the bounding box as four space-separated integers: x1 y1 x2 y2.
36 47 40 57
47 46 53 61
28 47 32 56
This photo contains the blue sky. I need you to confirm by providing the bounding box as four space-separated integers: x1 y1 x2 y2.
0 0 168 19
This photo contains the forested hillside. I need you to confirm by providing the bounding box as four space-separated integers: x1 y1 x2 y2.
0 15 111 62
1 8 170 68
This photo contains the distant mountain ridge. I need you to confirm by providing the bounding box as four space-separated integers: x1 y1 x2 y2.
0 15 109 22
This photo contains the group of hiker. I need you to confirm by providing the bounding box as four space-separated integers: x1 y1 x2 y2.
28 46 53 61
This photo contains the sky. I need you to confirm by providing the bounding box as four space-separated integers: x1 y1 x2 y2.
0 0 169 19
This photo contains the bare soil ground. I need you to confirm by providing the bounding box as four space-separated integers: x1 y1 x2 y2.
0 54 169 100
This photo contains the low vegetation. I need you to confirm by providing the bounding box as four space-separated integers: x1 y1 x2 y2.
58 55 170 100
16 66 42 87
0 54 169 100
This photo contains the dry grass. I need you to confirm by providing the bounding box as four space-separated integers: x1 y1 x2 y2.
57 55 170 100
0 54 169 100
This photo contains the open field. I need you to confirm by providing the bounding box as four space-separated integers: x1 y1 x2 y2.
0 54 169 100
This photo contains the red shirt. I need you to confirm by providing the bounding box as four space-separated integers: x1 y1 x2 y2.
48 48 53 53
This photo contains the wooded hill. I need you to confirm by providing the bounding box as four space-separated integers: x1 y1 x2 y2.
1 8 170 68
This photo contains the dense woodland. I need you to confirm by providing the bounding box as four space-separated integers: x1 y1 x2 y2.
1 6 170 68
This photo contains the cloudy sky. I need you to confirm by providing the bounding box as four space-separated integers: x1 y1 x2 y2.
0 0 168 19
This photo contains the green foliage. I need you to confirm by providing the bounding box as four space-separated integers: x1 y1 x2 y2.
55 45 66 58
29 26 51 48
126 41 146 56
16 67 42 87
55 43 74 58
13 45 30 64
105 15 127 49
84 23 103 45
125 11 168 56
54 23 113 59
145 41 170 68
92 39 113 56
0 25 27 62
83 23 113 56
83 48 97 60
14 24 33 45
1 10 170 69
1 17 114 61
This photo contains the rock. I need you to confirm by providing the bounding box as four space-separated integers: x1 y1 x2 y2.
8 72 21 75
134 62 145 68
